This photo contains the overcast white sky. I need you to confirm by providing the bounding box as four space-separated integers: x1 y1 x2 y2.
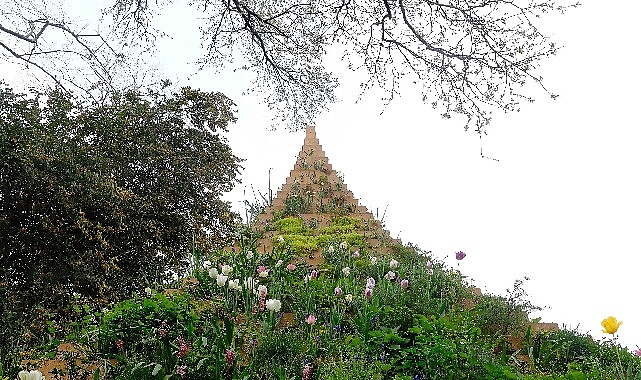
3 1 639 351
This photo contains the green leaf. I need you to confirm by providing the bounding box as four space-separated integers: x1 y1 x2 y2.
152 363 162 376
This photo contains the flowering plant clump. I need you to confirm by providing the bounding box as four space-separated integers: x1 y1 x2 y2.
226 348 237 366
176 337 190 358
158 320 169 337
176 365 187 379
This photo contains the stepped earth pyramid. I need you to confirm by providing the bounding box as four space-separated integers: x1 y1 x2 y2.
252 126 404 264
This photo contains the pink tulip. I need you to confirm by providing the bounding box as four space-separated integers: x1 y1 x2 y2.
306 314 317 325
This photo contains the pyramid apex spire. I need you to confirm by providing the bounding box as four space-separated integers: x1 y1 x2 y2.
306 125 316 136
303 125 319 146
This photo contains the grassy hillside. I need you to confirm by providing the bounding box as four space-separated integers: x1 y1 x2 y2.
4 224 640 379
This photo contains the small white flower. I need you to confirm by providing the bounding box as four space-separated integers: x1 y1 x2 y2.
334 286 343 296
277 235 285 243
258 269 269 278
327 245 335 253
221 264 233 276
265 298 282 312
370 256 378 265
257 284 268 297
203 260 212 269
144 287 152 297
246 251 254 260
384 271 396 281
340 241 348 250
389 259 398 269
353 250 360 258
275 259 284 267
216 273 228 287
228 278 241 291
342 267 351 276
345 294 353 303
208 267 219 278
17 370 44 380
244 277 255 290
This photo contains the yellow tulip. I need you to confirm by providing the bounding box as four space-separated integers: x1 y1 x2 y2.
601 316 623 334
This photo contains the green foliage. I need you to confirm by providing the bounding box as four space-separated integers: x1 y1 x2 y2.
0 84 242 368
283 193 313 215
0 84 241 299
530 329 641 378
472 277 541 337
250 329 306 378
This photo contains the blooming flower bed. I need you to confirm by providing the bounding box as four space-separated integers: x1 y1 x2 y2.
5 240 641 379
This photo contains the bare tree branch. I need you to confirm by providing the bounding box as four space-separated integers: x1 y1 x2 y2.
1 0 578 132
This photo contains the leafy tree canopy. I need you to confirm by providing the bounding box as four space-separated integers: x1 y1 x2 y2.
0 83 242 305
0 0 578 132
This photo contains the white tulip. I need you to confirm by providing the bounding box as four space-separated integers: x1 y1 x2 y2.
221 264 233 275
18 370 45 380
265 298 282 312
216 273 228 287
